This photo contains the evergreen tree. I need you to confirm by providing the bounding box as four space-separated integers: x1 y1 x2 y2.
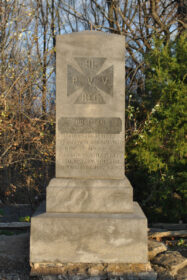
126 34 187 222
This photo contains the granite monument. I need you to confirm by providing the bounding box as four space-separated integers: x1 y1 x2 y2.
30 31 148 273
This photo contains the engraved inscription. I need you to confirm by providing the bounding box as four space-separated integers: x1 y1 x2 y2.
58 117 122 134
59 134 124 173
67 57 113 104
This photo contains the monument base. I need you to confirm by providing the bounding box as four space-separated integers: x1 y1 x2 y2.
30 262 155 277
30 202 147 265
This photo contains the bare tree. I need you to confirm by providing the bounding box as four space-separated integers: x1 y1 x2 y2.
0 0 184 203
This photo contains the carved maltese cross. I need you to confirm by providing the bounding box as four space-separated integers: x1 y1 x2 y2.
67 57 113 104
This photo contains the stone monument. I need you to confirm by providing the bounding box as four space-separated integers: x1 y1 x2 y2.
30 31 148 274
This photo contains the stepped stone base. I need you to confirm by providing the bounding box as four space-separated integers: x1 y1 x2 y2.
30 202 147 265
46 177 133 213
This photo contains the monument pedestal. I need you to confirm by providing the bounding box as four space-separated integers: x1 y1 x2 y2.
30 177 148 267
46 177 133 213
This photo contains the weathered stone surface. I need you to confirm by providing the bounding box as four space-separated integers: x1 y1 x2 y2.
177 265 187 280
56 31 125 179
30 262 156 279
152 250 187 276
105 263 152 275
46 177 133 213
87 264 106 276
30 203 147 264
148 240 167 261
152 263 187 280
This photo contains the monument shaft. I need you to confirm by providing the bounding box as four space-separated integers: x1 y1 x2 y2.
56 32 125 179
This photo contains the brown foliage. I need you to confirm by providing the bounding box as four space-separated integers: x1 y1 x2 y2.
0 0 185 203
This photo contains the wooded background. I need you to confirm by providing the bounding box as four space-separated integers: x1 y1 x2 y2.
0 0 186 222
